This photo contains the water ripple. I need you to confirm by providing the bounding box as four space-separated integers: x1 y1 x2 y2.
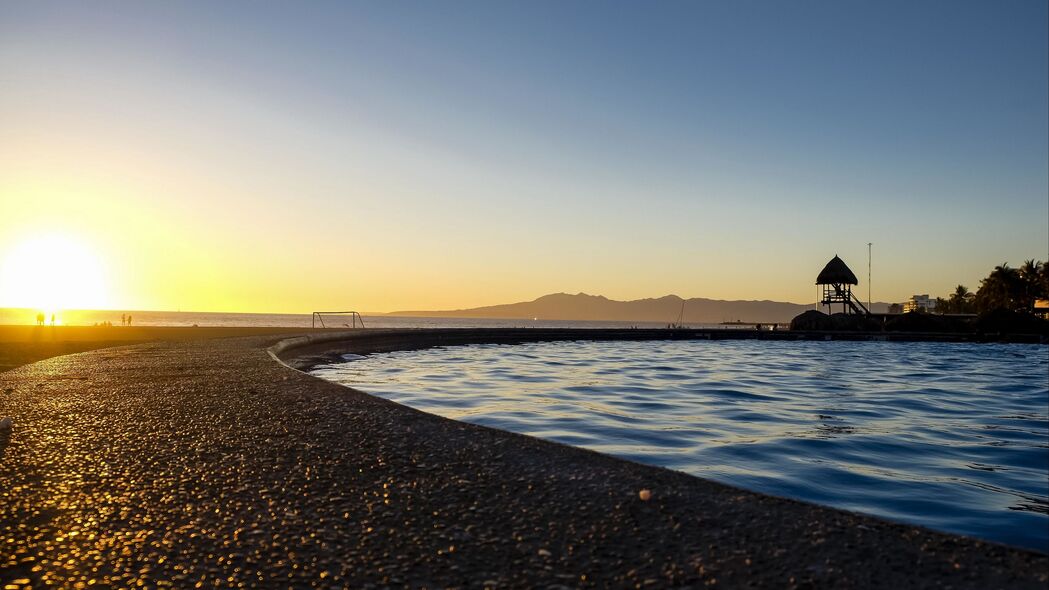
312 339 1049 552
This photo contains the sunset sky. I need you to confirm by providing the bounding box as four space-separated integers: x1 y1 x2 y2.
2 1 1047 313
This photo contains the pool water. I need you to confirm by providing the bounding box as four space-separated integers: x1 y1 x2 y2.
311 339 1049 552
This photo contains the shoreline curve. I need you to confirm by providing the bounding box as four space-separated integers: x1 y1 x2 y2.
0 329 1044 588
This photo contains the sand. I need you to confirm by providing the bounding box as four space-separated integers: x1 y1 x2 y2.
0 325 334 373
0 328 1045 588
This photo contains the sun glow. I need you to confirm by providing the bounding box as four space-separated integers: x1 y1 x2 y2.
0 233 111 312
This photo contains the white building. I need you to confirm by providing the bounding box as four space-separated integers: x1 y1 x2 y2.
903 294 935 313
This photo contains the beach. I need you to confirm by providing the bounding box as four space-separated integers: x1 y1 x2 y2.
0 329 1045 588
0 325 335 373
4 1 1046 586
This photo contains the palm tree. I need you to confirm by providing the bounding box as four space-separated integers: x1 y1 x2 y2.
1040 261 1049 300
976 263 1022 312
1018 259 1041 309
1019 259 1048 301
947 285 974 314
934 297 950 314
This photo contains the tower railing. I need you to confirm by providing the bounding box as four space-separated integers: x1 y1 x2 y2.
820 284 869 315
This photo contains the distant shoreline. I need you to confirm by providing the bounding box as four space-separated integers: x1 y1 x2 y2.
1 291 896 325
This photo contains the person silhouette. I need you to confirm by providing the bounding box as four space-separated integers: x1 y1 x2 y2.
122 314 126 327
50 313 55 326
127 314 132 326
36 312 44 326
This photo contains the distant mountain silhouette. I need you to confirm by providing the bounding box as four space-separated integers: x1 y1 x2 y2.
387 293 891 323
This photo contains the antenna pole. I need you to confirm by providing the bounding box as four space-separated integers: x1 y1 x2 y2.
868 242 872 311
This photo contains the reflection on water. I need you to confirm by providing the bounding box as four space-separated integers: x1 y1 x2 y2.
312 340 1049 552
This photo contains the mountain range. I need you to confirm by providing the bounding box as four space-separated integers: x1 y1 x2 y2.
386 293 892 324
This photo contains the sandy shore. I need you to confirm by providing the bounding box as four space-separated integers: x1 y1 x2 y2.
0 329 1045 588
0 325 334 373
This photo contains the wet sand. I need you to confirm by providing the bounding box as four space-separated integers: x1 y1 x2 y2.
0 329 1045 588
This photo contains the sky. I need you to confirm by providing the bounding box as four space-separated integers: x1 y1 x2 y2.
1 1 1047 313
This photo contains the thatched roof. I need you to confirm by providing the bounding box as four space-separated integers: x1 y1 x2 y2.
816 255 858 285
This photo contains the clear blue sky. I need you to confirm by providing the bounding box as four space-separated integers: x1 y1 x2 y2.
1 1 1046 311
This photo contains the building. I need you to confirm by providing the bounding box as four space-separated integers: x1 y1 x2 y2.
903 294 935 313
1034 299 1049 319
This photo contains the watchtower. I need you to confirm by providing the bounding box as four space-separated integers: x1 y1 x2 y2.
817 255 869 315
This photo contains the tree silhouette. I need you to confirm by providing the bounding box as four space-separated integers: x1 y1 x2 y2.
934 297 950 314
1040 261 1049 299
938 260 1045 315
946 284 975 314
976 263 1023 312
1018 259 1047 306
1020 260 1035 304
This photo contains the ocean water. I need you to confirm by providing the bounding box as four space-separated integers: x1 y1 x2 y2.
0 308 734 329
311 339 1049 552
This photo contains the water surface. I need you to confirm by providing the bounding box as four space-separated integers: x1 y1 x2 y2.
312 339 1049 552
0 307 739 329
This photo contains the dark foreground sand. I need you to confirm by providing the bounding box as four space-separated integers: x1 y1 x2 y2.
0 328 1045 588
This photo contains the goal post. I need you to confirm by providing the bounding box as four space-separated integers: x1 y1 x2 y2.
311 311 365 329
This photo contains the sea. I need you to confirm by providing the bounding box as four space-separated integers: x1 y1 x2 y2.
312 339 1049 553
0 308 742 329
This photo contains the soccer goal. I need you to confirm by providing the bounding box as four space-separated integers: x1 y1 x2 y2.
311 311 365 328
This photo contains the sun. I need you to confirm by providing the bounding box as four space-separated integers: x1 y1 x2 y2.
0 233 111 312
